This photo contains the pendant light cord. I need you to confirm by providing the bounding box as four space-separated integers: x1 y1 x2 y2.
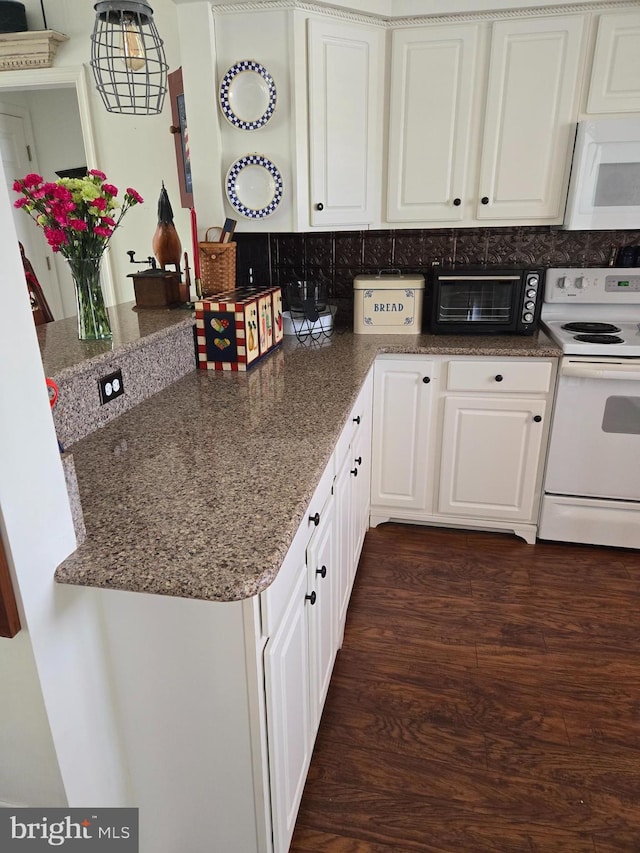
40 0 47 29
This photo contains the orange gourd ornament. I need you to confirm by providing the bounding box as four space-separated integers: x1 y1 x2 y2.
152 182 182 271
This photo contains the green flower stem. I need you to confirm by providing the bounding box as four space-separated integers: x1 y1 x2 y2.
67 256 112 341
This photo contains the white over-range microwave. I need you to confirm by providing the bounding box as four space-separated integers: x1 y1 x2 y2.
564 117 640 230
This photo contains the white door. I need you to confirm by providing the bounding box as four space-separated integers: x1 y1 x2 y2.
386 23 480 223
438 395 546 521
476 15 585 222
306 494 336 734
334 455 353 643
370 358 436 512
588 12 640 113
264 568 312 853
0 110 64 319
351 407 371 572
307 18 383 226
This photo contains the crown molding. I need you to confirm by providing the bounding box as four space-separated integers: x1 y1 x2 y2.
210 0 640 26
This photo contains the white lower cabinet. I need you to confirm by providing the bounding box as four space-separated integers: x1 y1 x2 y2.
371 354 556 543
370 357 437 514
438 395 547 522
306 493 336 733
264 488 337 853
335 373 374 641
264 568 313 853
264 367 373 853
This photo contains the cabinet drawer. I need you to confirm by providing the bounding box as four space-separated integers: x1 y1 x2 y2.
446 360 552 393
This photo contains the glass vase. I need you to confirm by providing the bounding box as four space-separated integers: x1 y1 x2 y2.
67 256 112 341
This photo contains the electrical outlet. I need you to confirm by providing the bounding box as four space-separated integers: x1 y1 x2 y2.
99 369 124 405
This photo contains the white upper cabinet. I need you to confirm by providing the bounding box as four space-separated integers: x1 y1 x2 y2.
386 14 586 227
587 11 640 114
386 24 480 223
307 18 384 227
477 15 586 222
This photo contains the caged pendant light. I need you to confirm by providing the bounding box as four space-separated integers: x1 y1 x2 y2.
90 1 168 115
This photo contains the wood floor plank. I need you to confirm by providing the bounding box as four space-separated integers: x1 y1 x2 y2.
289 524 640 853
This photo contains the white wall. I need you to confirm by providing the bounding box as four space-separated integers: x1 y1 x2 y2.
0 157 132 808
0 633 66 806
12 0 193 307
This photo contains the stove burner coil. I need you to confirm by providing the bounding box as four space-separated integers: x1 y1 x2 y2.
562 322 621 334
573 333 624 344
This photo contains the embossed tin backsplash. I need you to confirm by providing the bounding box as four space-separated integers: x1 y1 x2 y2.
235 226 640 325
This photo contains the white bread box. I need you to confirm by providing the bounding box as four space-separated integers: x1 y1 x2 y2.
353 273 424 334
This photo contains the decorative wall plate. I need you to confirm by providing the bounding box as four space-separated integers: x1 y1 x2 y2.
226 155 283 219
219 60 277 131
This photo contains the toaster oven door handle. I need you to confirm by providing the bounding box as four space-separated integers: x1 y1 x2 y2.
438 275 520 281
561 360 640 381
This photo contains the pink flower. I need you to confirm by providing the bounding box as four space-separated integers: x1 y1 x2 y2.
69 219 88 231
53 184 72 201
102 183 118 196
125 187 143 204
89 169 106 180
13 197 29 208
23 173 43 188
43 226 68 251
100 216 116 227
91 197 107 211
93 225 113 238
12 179 23 192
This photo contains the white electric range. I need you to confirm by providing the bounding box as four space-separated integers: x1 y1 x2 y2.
539 268 640 549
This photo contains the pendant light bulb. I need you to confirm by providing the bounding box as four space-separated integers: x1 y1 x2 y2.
121 18 146 71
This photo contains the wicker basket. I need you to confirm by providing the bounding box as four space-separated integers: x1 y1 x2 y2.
198 231 236 297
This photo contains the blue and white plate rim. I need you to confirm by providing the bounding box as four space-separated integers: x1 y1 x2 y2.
218 59 277 131
225 153 284 219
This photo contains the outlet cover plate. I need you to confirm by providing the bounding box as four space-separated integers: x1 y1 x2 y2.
99 369 124 405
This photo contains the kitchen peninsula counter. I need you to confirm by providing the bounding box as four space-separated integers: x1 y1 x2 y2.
54 326 561 601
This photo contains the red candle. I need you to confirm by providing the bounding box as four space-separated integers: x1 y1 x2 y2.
191 207 201 280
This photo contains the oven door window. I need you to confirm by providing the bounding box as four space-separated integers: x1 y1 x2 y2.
437 280 515 324
602 395 640 434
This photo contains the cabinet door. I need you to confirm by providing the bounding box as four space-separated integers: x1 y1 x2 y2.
476 15 585 222
438 396 546 521
264 569 312 853
371 358 436 512
351 405 372 570
387 23 480 222
334 457 353 642
306 494 336 733
307 18 383 226
587 12 640 113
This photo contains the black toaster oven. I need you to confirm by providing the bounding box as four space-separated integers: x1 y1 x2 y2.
426 266 544 335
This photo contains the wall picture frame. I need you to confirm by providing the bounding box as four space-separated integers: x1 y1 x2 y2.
168 67 193 209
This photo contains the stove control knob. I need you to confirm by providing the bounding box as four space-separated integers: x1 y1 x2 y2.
523 312 534 323
526 289 537 298
525 301 535 311
574 276 585 289
557 276 567 289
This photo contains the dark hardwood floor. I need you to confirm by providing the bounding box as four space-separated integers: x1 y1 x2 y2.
290 523 640 853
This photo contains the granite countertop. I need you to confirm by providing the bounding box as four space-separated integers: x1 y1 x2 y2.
54 327 560 602
38 301 194 380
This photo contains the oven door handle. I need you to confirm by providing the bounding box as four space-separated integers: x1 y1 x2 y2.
561 362 640 381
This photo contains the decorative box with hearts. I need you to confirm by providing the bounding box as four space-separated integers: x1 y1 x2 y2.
195 286 283 371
